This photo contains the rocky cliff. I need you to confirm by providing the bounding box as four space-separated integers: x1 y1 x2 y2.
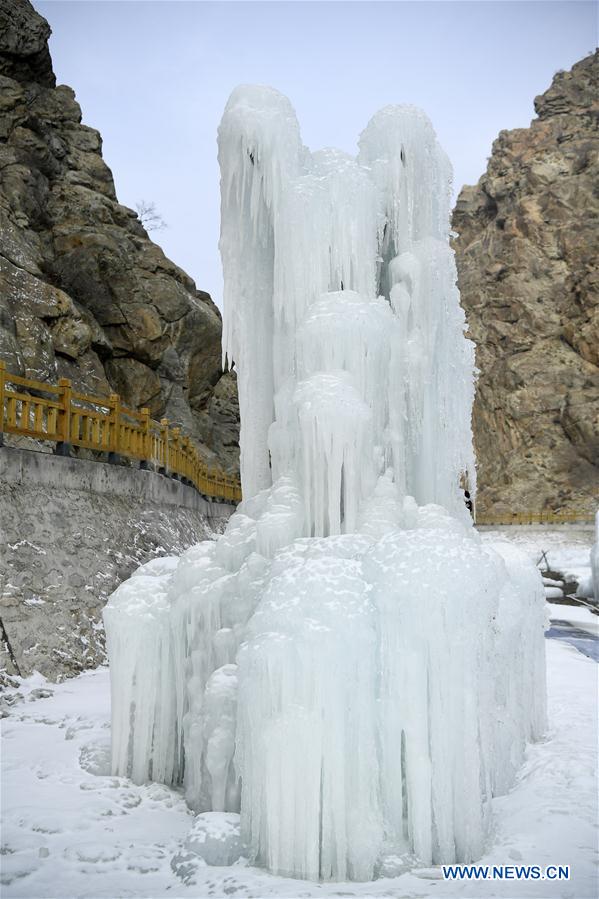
0 0 239 471
453 52 598 518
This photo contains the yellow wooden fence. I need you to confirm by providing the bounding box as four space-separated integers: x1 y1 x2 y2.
2 361 594 519
0 361 242 504
475 510 593 526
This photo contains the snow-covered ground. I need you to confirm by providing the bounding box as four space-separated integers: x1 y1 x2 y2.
2 610 597 899
547 602 598 634
479 525 594 595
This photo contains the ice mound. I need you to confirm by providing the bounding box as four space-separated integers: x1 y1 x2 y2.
172 812 246 876
104 86 547 882
79 737 112 777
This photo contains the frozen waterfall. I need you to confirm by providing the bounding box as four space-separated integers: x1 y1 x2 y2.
103 86 547 882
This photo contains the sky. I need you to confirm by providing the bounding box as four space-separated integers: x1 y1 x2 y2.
38 1 597 308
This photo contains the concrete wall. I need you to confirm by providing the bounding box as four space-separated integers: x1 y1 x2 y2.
0 448 234 684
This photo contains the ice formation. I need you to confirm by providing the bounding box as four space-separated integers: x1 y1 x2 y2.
578 511 599 602
172 812 246 876
591 511 599 602
104 86 547 882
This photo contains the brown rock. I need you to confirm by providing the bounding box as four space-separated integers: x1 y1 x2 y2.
50 315 92 359
0 0 54 87
14 312 54 379
104 358 162 412
453 51 599 517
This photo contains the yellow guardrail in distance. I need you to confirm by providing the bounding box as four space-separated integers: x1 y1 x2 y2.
475 510 593 526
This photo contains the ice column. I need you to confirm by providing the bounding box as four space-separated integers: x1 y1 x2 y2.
103 86 546 885
219 90 476 524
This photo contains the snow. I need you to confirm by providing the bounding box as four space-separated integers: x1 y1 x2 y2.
543 576 564 587
1 633 596 898
479 524 595 593
547 601 598 635
101 86 547 882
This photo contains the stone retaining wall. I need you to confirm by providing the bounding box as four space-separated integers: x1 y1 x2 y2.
0 447 234 683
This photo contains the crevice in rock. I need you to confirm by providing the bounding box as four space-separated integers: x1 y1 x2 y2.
0 618 21 678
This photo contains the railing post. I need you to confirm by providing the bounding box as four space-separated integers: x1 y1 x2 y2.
179 435 187 484
55 377 72 456
159 418 169 475
181 436 193 486
191 443 199 491
108 393 120 464
171 427 181 480
139 407 150 470
0 360 5 447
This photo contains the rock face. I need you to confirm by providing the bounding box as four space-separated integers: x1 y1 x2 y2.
453 52 599 518
0 0 239 471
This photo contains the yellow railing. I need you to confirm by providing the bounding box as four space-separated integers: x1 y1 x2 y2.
0 361 242 504
475 510 593 526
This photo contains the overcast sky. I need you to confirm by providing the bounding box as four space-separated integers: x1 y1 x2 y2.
39 1 596 308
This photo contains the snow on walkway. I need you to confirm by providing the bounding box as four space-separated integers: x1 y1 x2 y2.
1 636 597 898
